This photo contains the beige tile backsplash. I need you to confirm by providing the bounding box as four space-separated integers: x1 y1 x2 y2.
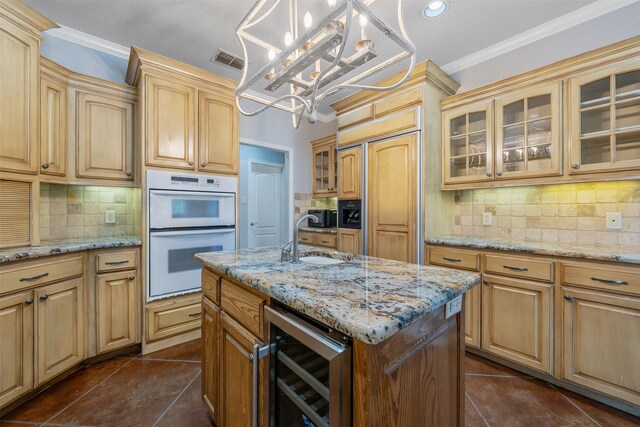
453 181 640 246
294 193 337 222
40 184 141 241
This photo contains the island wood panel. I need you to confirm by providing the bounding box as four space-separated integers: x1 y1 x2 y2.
198 91 238 174
337 146 362 200
367 132 418 263
220 278 266 340
202 296 219 425
0 290 34 407
353 305 464 427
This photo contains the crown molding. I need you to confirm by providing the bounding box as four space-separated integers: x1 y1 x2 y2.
441 0 639 75
45 25 130 59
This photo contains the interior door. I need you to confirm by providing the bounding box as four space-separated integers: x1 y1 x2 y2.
248 162 283 248
367 132 418 263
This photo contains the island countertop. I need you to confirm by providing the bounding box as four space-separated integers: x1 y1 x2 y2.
195 246 480 344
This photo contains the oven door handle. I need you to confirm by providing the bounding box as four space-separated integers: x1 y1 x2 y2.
149 189 235 198
149 229 235 237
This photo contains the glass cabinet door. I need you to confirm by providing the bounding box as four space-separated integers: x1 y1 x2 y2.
312 140 337 196
443 102 493 184
570 63 640 173
495 82 562 179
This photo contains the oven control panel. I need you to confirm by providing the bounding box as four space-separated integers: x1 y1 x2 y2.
170 176 221 188
147 170 238 193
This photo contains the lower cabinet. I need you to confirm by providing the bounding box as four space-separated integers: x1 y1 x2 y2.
97 271 138 353
337 228 361 254
35 277 85 385
146 295 201 342
562 287 640 405
481 274 552 373
298 231 338 249
202 297 219 425
0 290 34 407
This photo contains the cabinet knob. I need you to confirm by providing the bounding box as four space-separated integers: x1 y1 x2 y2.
564 295 574 302
129 275 135 281
188 160 194 166
571 163 580 169
24 298 34 305
496 171 503 176
126 171 132 177
482 279 490 286
486 172 492 177
201 162 207 168
41 163 49 169
39 294 49 301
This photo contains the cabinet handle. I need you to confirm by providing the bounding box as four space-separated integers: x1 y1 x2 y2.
496 171 503 176
564 295 574 302
129 275 135 281
188 312 201 317
39 294 49 301
252 343 271 427
41 163 49 169
591 277 629 286
105 260 129 265
188 160 194 166
126 171 132 177
24 298 34 305
486 172 492 177
201 162 207 167
20 272 49 282
571 163 580 169
503 265 528 272
443 257 462 263
483 279 490 286
320 240 330 244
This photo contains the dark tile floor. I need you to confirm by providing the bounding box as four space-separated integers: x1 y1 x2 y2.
2 340 638 426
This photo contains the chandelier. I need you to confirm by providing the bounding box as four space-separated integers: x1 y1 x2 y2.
235 0 416 127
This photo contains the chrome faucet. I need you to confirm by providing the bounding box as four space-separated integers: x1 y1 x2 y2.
291 214 319 263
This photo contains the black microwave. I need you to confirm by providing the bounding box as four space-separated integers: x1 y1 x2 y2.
338 200 361 229
307 209 337 228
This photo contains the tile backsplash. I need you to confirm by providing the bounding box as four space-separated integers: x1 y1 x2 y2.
294 193 337 222
40 184 141 240
453 181 640 246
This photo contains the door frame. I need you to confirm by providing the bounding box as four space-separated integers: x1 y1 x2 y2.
247 159 285 247
240 138 293 244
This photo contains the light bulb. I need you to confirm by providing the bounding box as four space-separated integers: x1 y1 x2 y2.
327 0 337 7
428 1 444 10
267 48 276 61
304 12 312 30
359 13 368 27
284 31 293 47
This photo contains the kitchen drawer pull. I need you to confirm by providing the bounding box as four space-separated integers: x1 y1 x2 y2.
252 343 271 427
564 295 574 302
503 265 528 272
20 272 49 282
591 277 629 286
129 275 135 281
40 294 49 301
188 312 201 317
483 279 490 286
105 260 129 265
320 240 330 244
24 298 34 305
443 257 462 263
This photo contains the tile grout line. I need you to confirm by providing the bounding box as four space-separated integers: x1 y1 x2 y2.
41 357 136 425
548 383 602 427
465 391 491 427
151 369 202 427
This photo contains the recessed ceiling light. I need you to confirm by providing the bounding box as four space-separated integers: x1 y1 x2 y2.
423 0 448 18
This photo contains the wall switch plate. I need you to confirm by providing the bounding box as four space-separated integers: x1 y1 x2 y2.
482 212 492 226
105 210 116 224
446 295 463 319
606 212 623 230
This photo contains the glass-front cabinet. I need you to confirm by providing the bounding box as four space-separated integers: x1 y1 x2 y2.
311 136 337 197
569 62 640 173
495 82 562 179
443 101 493 184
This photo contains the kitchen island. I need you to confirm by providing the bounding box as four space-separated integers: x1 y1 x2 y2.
196 246 480 427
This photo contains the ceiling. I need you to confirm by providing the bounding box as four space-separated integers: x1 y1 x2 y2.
25 0 599 114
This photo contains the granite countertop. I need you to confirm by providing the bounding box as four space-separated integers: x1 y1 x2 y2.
196 247 480 344
426 236 640 265
298 226 338 234
0 236 142 264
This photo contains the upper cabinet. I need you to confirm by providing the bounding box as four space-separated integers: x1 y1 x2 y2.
0 2 56 175
569 62 640 174
126 47 239 176
311 136 337 198
441 36 640 190
40 60 69 177
337 145 362 199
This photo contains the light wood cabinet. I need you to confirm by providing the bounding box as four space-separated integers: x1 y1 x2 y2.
145 74 196 170
96 271 138 353
198 91 238 174
368 132 418 263
481 275 552 373
337 229 361 254
35 277 84 385
311 136 337 197
0 290 34 407
569 61 640 174
465 285 481 349
202 296 219 424
146 295 201 343
76 91 135 181
562 287 640 405
298 231 338 249
337 146 362 199
40 69 68 177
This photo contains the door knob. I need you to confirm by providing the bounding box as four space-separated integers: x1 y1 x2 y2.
41 163 49 169
251 222 257 226
129 275 135 281
39 294 49 301
126 171 132 177
188 160 194 166
201 162 207 167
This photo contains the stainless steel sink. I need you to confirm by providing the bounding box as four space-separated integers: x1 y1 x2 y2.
300 256 346 266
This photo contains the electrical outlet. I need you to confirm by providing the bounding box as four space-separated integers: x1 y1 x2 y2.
482 212 492 226
105 210 116 224
606 212 622 230
445 295 463 319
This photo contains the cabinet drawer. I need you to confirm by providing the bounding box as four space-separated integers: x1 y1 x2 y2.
315 234 337 248
428 247 480 271
96 251 137 273
338 104 373 129
146 296 201 342
221 278 265 339
374 85 423 117
485 254 554 283
0 254 84 295
562 263 640 296
202 268 220 304
298 231 315 245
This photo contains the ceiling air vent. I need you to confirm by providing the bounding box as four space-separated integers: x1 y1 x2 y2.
211 48 245 71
